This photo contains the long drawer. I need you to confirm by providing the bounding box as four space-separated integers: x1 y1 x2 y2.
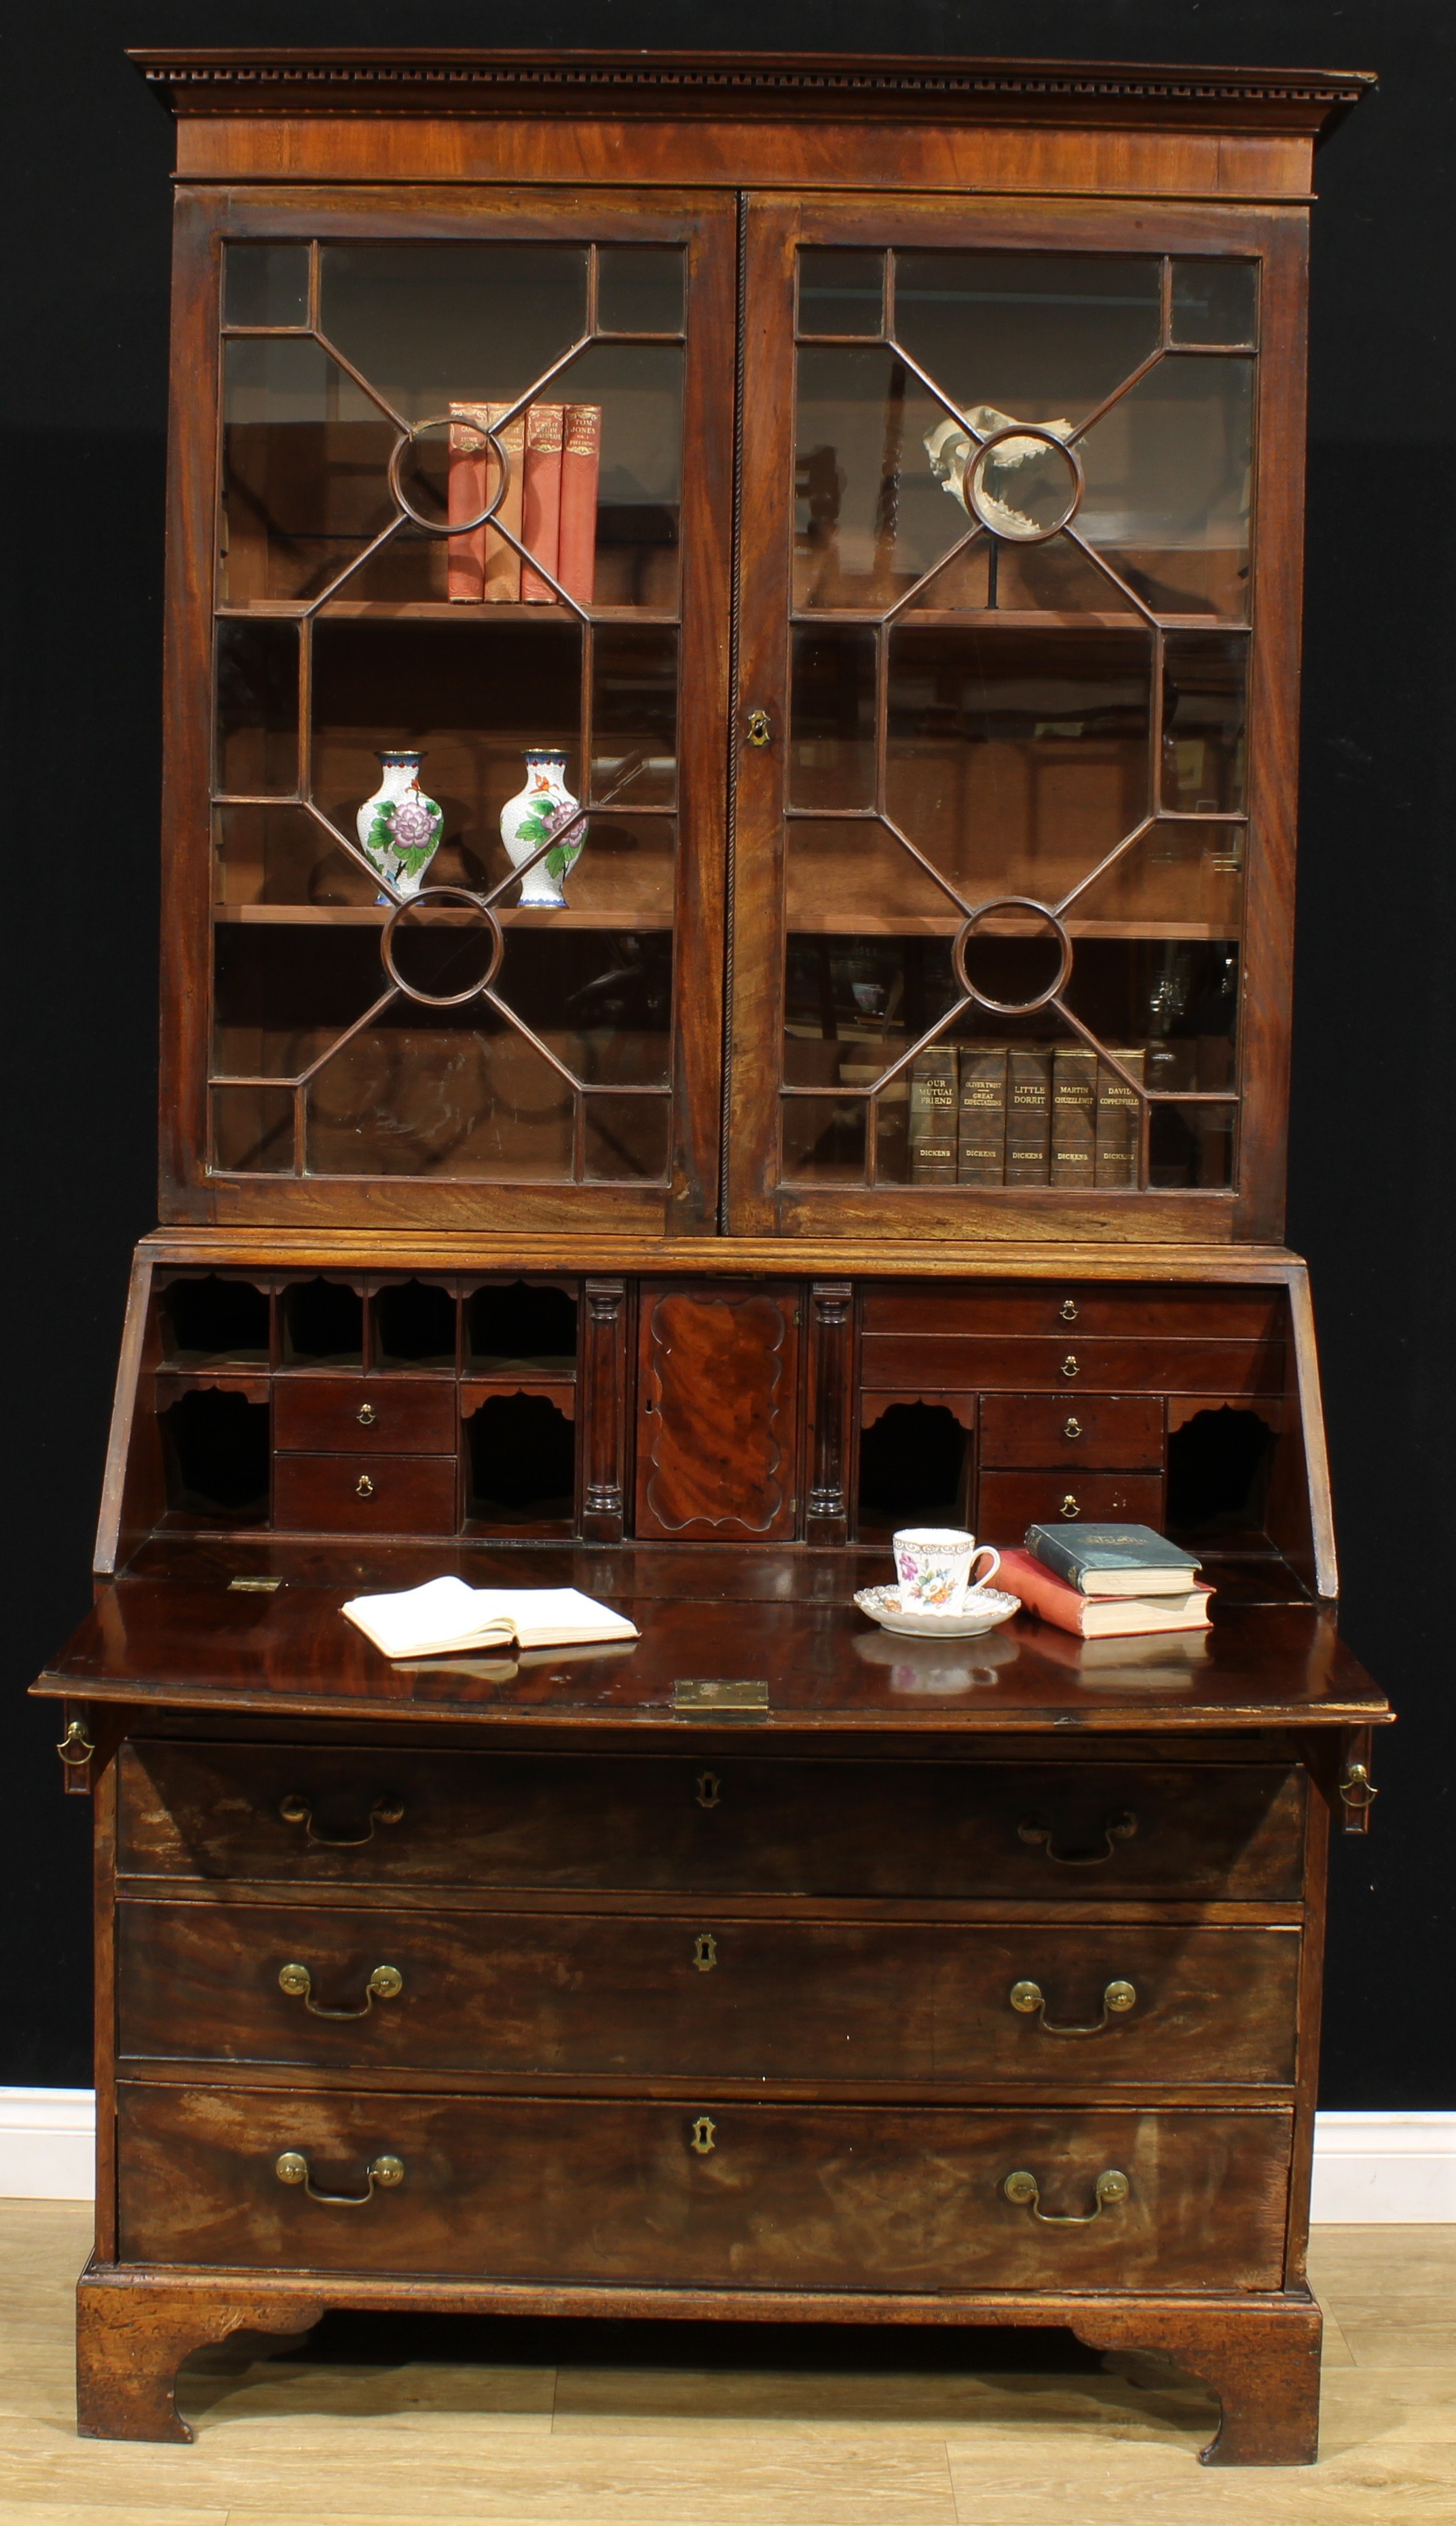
117 1743 1307 1901
116 2083 1293 2290
861 1285 1285 1341
861 1335 1285 1395
117 1904 1300 2085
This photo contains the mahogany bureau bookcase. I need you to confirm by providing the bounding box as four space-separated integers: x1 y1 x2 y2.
34 47 1391 2468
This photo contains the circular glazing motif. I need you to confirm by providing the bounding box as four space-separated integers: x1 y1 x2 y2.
966 428 1082 542
953 899 1074 1014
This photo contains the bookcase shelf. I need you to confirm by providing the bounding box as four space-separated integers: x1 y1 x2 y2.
786 915 1235 941
794 610 1248 633
216 601 680 627
214 904 674 929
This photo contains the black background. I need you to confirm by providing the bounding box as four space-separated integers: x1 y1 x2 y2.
3 0 1450 2106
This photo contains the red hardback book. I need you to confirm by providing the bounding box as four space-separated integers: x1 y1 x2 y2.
521 403 565 602
447 401 493 602
558 403 601 604
996 1546 1213 1639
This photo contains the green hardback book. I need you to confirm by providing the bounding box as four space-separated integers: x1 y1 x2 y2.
1025 1521 1203 1597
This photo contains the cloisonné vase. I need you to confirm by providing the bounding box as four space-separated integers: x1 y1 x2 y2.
500 751 585 909
356 751 445 899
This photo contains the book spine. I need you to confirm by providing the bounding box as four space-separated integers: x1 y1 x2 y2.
1024 1522 1092 1587
520 403 565 603
995 1548 1098 1636
1094 1048 1145 1187
484 405 526 603
447 402 491 603
956 1046 1007 1184
1050 1046 1097 1187
1004 1047 1051 1184
558 404 601 605
908 1045 958 1183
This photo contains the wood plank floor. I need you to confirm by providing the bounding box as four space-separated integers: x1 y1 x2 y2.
2 2204 1453 2521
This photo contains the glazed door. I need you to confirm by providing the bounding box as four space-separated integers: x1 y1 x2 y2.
164 185 735 1230
727 194 1305 1242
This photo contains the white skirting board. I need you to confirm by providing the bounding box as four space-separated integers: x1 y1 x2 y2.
2 2090 1453 2218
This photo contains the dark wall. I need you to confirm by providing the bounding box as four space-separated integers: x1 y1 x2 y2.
3 0 1450 2100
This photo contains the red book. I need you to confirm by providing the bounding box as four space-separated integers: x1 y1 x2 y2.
521 403 565 602
997 1547 1212 1640
558 403 601 605
447 401 492 603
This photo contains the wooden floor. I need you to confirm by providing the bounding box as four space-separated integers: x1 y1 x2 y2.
3 2205 1454 2521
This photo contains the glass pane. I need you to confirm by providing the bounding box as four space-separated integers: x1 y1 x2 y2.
212 924 384 1083
217 621 298 796
1062 938 1240 1100
319 244 588 420
794 347 974 608
212 1083 294 1172
597 247 684 336
493 927 673 1088
1172 261 1258 347
885 625 1151 906
790 627 876 809
1162 633 1248 812
783 1093 869 1183
892 252 1161 431
798 248 884 338
583 1094 671 1181
1150 1098 1235 1189
305 1008 575 1180
222 338 397 605
225 242 309 329
785 817 958 933
214 804 377 913
592 627 677 806
1077 356 1253 617
1066 819 1245 938
783 936 959 1089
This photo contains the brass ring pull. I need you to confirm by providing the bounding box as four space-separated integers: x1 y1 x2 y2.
1010 1977 1137 2035
1060 1353 1079 1379
278 1962 404 2018
275 2150 404 2205
1004 2167 1130 2225
1063 1416 1081 1440
694 1769 722 1810
279 1792 405 1847
1018 1810 1138 1867
355 1474 375 1499
56 1720 96 1766
690 2116 717 2155
1060 1299 1079 1322
1060 1495 1080 1519
356 1403 377 1427
1339 1762 1378 1812
692 1933 717 1974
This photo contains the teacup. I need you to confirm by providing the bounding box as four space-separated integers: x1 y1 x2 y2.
892 1526 1001 1613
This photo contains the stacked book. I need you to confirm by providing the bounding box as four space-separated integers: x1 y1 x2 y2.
447 401 602 605
908 1044 1144 1187
998 1523 1213 1639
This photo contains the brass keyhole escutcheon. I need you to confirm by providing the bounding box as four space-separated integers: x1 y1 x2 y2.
1061 1495 1080 1520
692 1933 718 1973
1060 1299 1079 1322
1060 1354 1079 1380
355 1474 375 1498
695 1769 722 1810
1063 1417 1081 1441
745 707 772 749
357 1403 377 1427
690 2115 717 2155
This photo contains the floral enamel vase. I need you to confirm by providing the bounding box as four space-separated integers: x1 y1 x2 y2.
356 752 445 898
500 751 585 908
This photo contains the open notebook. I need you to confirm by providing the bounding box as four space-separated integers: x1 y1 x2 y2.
342 1576 639 1661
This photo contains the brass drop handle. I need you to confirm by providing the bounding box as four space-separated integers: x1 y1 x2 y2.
56 1719 96 1766
692 1933 718 1974
275 2149 404 2205
1003 2168 1130 2225
1018 1810 1138 1867
1010 1977 1137 2035
690 2116 717 2155
1340 1762 1378 1815
279 1792 405 1847
1063 1417 1081 1440
356 1403 377 1427
695 1769 722 1810
1060 1495 1080 1519
745 708 772 749
355 1474 375 1498
278 1961 404 2018
1060 1299 1079 1322
1060 1354 1079 1379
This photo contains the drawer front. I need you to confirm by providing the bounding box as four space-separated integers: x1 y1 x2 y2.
272 1451 458 1534
861 1335 1284 1394
117 1744 1306 1900
117 1905 1300 2087
978 1470 1166 1535
862 1284 1285 1341
117 2083 1292 2290
274 1378 456 1455
979 1394 1164 1470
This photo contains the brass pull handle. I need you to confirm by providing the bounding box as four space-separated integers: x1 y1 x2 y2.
278 1962 404 2018
1060 1354 1079 1379
1018 1810 1138 1867
1060 1299 1079 1322
275 2150 404 2205
1063 1416 1081 1440
278 1792 405 1847
355 1474 375 1498
1340 1762 1378 1814
1060 1495 1080 1519
745 708 772 749
356 1403 377 1427
690 2116 717 2155
692 1933 717 1974
694 1769 722 1810
1003 2168 1130 2225
1010 1977 1137 2035
56 1719 96 1766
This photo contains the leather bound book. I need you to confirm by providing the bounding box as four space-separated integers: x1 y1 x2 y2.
558 405 602 605
908 1045 957 1183
521 403 565 603
484 405 527 603
1095 1047 1146 1187
1051 1047 1098 1186
956 1046 1007 1184
1005 1047 1052 1183
447 402 492 603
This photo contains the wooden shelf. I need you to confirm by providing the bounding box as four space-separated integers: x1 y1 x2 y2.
794 610 1248 633
214 904 673 929
787 914 1236 941
217 601 680 627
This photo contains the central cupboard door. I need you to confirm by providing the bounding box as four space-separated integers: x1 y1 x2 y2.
726 192 1301 1243
176 186 736 1233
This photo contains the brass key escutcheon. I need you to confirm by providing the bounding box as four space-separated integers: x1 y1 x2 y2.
1003 2167 1129 2225
276 2150 404 2205
692 1933 718 1973
745 707 772 748
356 1403 377 1426
694 1768 722 1810
278 1961 404 2018
690 2115 717 2155
1009 1977 1136 2035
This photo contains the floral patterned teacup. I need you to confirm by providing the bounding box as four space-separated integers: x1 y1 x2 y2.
892 1527 1001 1614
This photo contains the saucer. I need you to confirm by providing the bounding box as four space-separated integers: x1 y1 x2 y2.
853 1584 1022 1640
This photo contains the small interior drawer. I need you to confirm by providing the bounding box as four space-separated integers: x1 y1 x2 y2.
274 1377 456 1455
979 1394 1164 1469
272 1451 458 1535
978 1469 1165 1536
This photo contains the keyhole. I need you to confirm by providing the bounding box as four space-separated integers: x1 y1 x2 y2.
690 2115 717 2155
695 1770 722 1810
692 1933 718 1973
